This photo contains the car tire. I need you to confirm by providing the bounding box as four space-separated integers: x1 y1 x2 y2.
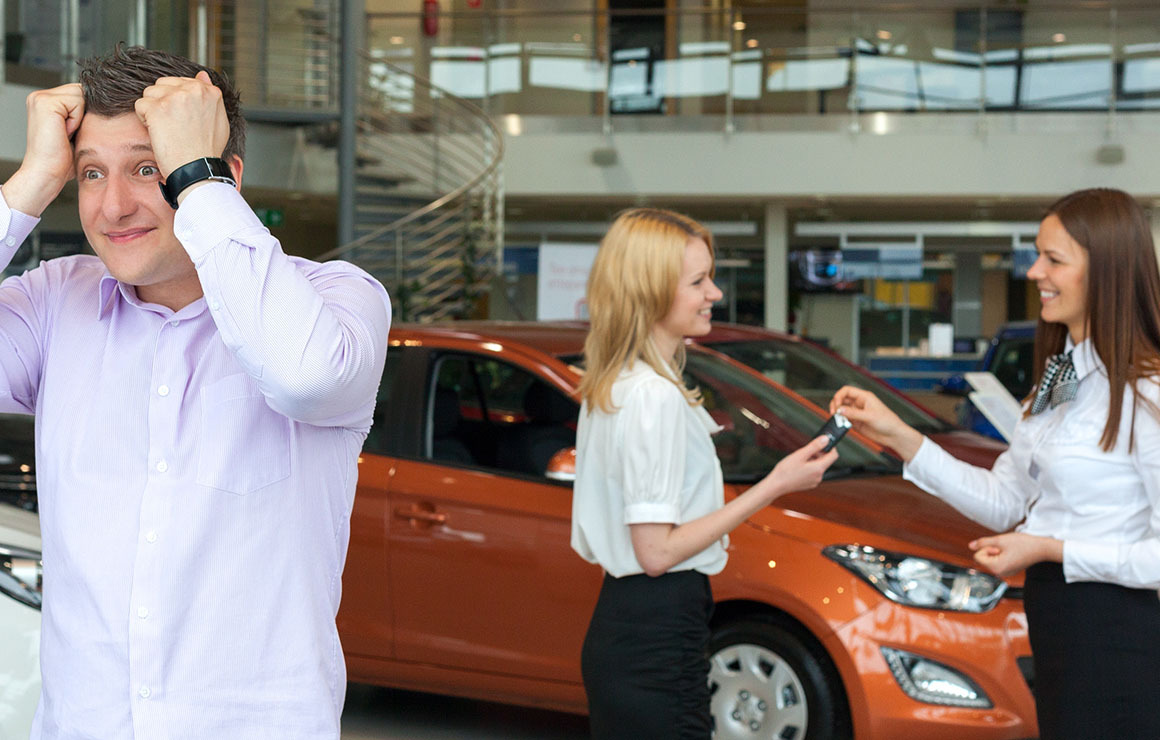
708 618 850 740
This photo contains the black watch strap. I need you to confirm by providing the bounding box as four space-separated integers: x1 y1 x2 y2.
159 157 236 209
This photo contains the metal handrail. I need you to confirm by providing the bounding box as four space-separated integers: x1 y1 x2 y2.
315 53 504 263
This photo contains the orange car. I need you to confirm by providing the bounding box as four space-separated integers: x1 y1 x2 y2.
339 322 1037 740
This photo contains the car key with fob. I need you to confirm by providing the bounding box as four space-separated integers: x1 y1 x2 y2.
814 410 852 452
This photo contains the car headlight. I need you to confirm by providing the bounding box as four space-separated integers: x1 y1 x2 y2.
823 544 1006 613
0 544 42 610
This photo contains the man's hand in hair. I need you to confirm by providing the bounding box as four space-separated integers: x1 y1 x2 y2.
134 70 230 183
5 83 85 216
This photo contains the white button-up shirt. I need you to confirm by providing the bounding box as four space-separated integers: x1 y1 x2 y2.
571 361 727 578
905 337 1160 589
0 184 391 740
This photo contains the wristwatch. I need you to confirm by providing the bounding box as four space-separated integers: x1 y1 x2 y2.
159 157 237 209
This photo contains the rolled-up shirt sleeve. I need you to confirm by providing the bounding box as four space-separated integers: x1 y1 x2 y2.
620 378 686 525
903 435 1032 533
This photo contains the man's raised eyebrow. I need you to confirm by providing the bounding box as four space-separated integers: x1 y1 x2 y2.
74 142 155 161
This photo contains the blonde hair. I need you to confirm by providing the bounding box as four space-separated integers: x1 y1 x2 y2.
578 207 715 413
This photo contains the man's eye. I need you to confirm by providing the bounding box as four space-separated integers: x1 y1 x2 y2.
138 165 159 177
81 170 103 181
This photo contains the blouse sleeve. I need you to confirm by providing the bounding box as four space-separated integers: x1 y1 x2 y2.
903 434 1034 533
1066 385 1160 589
619 377 687 525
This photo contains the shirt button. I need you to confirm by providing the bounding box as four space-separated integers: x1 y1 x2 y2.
145 530 158 543
170 320 180 327
156 460 169 473
180 230 193 241
138 686 151 699
209 299 220 311
158 385 170 397
137 606 149 619
4 236 14 247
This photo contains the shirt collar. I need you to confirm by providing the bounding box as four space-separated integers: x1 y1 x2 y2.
96 273 208 321
1065 335 1102 381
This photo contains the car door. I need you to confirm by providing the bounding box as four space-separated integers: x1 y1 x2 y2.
338 343 421 660
387 349 601 682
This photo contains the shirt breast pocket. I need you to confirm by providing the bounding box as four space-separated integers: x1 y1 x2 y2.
197 373 291 495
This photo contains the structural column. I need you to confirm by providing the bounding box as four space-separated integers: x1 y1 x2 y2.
763 202 788 332
952 252 983 342
338 0 364 248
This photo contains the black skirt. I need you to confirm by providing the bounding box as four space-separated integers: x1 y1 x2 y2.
1024 562 1160 739
581 570 713 740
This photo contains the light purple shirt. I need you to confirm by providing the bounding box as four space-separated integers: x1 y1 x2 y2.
0 183 391 740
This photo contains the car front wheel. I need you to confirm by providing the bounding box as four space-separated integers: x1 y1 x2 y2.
708 619 850 740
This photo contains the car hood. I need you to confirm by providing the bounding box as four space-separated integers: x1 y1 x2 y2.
767 474 995 563
928 429 1006 468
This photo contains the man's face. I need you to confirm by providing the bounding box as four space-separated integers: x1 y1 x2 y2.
75 113 200 310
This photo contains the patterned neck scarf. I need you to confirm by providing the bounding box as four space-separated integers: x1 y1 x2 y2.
1030 350 1078 415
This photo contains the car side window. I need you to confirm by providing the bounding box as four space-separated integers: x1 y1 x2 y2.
427 354 578 476
363 345 407 456
992 338 1035 400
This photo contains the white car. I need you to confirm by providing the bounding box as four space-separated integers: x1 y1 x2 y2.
0 502 40 740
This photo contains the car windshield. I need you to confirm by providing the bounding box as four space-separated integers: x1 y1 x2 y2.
682 351 899 481
990 336 1035 400
0 413 35 512
703 339 951 435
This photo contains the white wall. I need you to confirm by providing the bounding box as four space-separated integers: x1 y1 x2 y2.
501 113 1160 200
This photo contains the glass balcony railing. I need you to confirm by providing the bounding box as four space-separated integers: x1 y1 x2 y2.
365 5 1160 127
3 2 1159 126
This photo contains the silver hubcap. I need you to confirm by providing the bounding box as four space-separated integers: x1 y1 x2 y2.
709 642 808 739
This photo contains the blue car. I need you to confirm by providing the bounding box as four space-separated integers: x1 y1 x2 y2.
941 321 1036 440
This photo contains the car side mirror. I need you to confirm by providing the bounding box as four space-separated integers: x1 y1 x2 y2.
545 446 576 482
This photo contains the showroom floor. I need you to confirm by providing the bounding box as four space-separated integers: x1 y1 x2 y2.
341 683 589 739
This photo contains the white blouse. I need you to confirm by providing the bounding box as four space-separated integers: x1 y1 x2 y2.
571 361 728 578
905 338 1160 589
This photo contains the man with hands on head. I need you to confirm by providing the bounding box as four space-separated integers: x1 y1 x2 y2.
1 46 390 740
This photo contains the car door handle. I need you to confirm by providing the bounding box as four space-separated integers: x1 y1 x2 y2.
394 505 447 525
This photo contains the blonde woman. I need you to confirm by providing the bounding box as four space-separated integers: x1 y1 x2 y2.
570 208 837 739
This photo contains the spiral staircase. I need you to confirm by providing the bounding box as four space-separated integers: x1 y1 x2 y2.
209 0 504 323
317 56 504 322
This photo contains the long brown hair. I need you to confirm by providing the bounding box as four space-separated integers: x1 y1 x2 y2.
578 207 715 413
1026 188 1160 450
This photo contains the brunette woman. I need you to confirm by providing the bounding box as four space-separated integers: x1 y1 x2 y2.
571 207 837 739
831 188 1160 739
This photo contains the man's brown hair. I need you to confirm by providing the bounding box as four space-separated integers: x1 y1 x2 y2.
78 44 245 162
